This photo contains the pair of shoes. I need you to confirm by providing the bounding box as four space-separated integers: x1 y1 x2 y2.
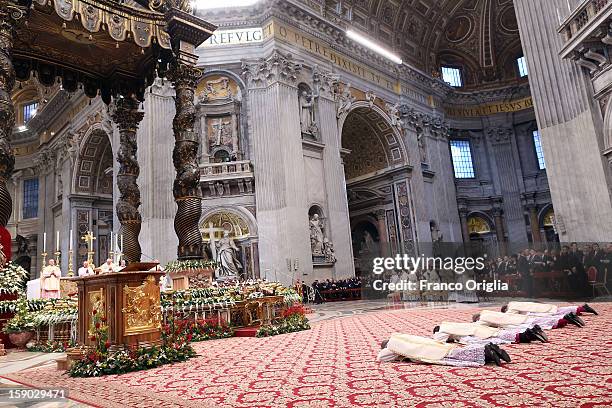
530 325 549 342
484 343 511 366
564 312 585 327
581 304 598 315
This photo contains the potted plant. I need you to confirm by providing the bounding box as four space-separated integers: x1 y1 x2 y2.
2 297 36 349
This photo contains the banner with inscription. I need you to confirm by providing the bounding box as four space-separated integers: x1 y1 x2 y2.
263 20 401 94
201 28 264 47
445 97 534 117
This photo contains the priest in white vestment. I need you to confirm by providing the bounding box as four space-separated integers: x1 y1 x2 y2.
501 301 598 316
433 321 548 345
377 333 511 367
40 259 61 299
99 258 118 273
474 309 584 330
78 260 94 277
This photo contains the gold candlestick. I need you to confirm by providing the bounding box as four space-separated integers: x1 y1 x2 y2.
41 252 47 270
67 249 74 277
54 250 61 266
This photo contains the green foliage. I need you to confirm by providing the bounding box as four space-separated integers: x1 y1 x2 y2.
164 260 217 274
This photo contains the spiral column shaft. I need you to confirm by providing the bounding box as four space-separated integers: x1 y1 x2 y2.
111 96 144 263
167 61 204 260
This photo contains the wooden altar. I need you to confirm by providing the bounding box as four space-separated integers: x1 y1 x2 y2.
169 268 214 290
71 263 163 349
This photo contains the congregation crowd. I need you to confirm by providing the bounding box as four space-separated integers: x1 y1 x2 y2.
301 277 362 303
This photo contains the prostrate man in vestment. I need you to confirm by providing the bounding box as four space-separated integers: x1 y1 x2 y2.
78 260 94 277
40 259 61 298
501 301 598 316
99 258 118 273
433 321 548 345
377 333 511 367
474 309 584 330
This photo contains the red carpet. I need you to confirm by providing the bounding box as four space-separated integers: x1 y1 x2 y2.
3 303 612 407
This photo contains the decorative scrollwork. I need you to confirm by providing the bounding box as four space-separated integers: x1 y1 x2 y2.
122 275 162 335
148 0 192 14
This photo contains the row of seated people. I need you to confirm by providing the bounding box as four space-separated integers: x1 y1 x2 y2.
301 277 362 303
477 243 611 298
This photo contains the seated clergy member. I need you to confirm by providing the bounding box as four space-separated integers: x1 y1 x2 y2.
99 258 118 273
474 309 585 330
377 333 511 367
501 301 598 316
40 259 61 299
433 321 548 345
78 260 94 277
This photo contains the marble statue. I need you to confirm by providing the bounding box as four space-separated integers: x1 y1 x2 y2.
212 118 231 146
216 231 242 277
336 84 355 118
0 243 6 269
362 231 376 253
323 238 336 263
386 103 403 128
299 90 317 135
365 90 376 108
309 214 324 256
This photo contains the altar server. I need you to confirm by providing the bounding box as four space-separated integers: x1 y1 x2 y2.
377 333 511 367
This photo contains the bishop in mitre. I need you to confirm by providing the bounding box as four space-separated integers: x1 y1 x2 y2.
40 259 61 299
501 301 598 316
432 321 548 345
377 333 511 367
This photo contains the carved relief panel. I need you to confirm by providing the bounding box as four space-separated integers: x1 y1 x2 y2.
197 74 244 163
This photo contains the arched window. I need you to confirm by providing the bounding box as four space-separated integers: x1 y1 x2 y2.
441 66 463 87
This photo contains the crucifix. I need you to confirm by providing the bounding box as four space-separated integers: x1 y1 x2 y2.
81 231 96 266
202 222 225 260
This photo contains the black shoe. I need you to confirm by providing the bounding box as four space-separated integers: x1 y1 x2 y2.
433 325 440 334
531 325 549 342
564 313 583 327
484 343 501 366
582 304 598 315
518 330 532 343
490 343 511 363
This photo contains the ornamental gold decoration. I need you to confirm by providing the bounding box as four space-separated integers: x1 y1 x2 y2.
122 275 162 335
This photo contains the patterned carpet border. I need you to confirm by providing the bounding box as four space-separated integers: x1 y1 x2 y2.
3 303 612 408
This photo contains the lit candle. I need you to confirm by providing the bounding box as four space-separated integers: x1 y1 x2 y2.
120 234 123 254
43 232 46 253
69 229 73 251
110 231 114 252
56 230 59 252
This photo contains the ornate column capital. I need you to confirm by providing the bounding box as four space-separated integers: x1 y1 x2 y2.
375 209 386 220
312 64 339 100
486 127 513 145
241 50 303 89
110 97 144 133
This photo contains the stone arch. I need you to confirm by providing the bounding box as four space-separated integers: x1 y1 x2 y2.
603 97 612 151
538 204 555 228
339 102 408 181
199 206 258 239
73 128 113 196
466 211 495 236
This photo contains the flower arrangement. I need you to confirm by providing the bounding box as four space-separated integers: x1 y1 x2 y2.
0 262 29 295
256 303 310 337
164 260 217 274
2 297 36 334
168 318 234 342
68 310 197 377
27 339 76 353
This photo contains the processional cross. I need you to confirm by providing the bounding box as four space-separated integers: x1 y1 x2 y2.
81 231 96 265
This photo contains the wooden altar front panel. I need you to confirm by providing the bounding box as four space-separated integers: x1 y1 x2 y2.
71 268 164 348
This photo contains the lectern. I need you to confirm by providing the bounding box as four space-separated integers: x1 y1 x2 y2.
71 263 164 348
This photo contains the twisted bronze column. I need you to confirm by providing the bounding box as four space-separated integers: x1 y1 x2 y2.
167 62 203 260
0 2 27 227
110 96 144 263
